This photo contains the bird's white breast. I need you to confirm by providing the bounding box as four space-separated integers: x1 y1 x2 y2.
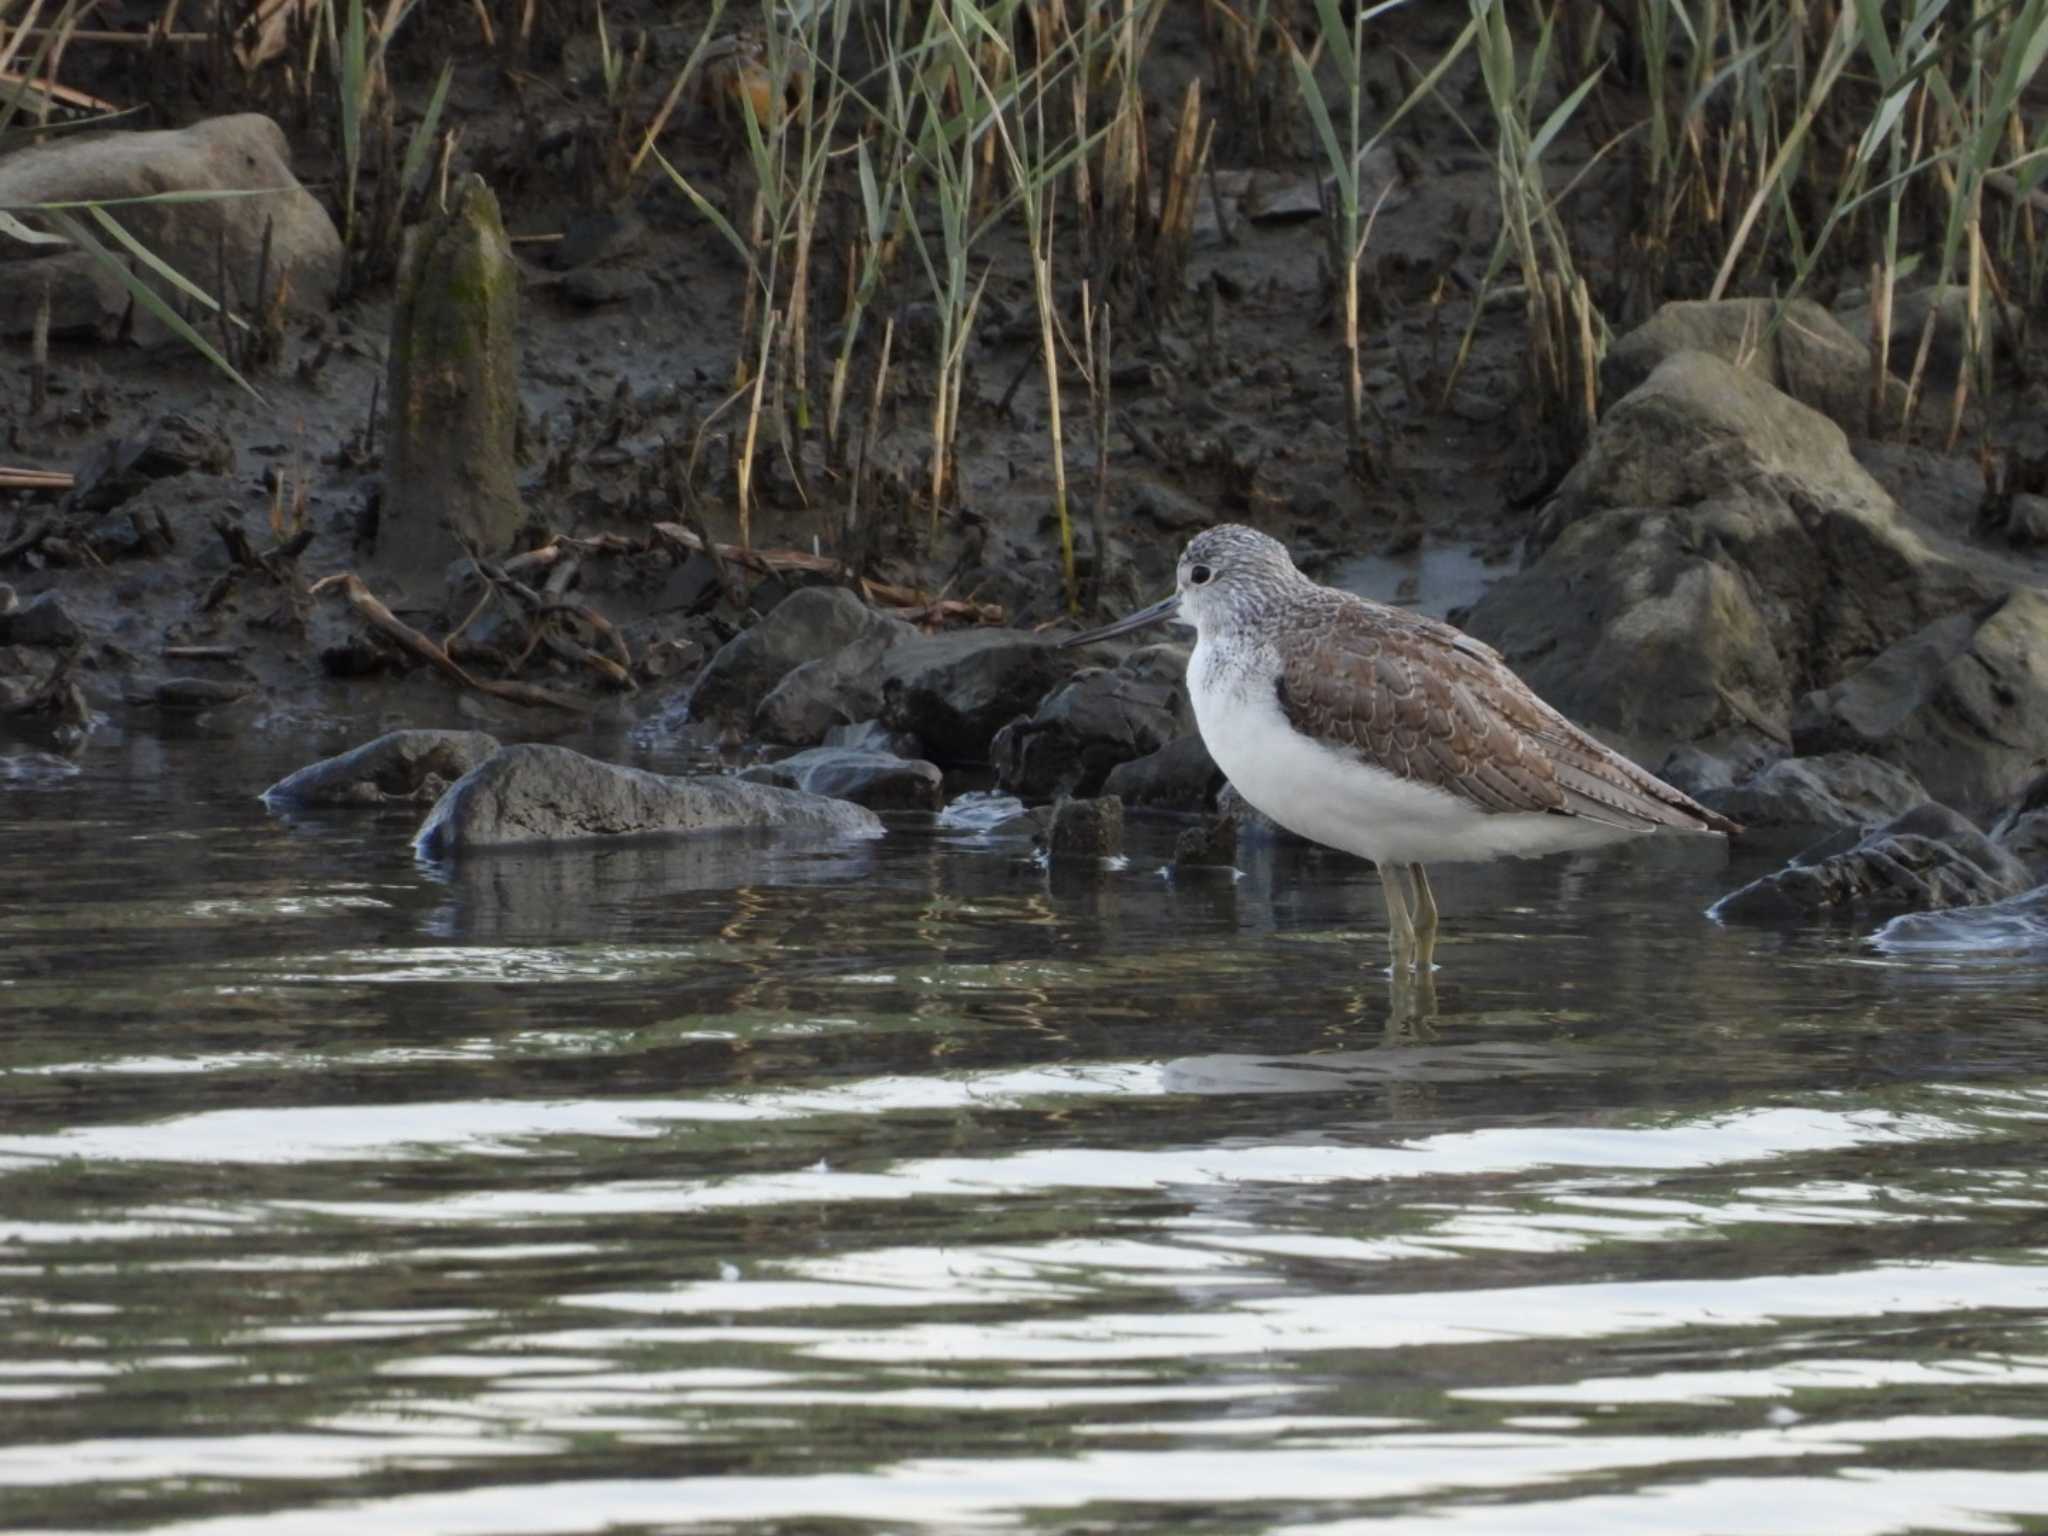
1188 636 1641 867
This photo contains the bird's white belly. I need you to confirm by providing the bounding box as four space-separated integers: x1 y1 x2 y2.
1191 660 1640 867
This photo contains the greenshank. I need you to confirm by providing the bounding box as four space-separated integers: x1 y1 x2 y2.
1061 525 1738 974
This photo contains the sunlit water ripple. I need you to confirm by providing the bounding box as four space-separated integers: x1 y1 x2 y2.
3 731 2047 1535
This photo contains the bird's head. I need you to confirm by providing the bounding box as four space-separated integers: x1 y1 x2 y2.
1059 524 1300 648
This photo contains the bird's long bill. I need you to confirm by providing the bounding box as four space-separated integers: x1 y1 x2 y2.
1057 592 1183 649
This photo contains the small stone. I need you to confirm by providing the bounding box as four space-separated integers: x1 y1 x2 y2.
1711 802 2029 922
1048 796 1123 859
740 746 944 811
1173 812 1240 868
0 592 83 648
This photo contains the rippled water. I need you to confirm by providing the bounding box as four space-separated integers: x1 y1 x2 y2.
5 729 2048 1535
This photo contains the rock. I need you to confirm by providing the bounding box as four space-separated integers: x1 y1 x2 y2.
1220 781 1307 844
1103 733 1225 813
1702 752 1927 831
378 175 523 591
1466 352 1992 757
143 677 254 712
1174 812 1240 868
753 630 903 745
991 643 1193 801
1837 283 2021 381
741 746 944 811
1872 885 2048 955
1710 803 2030 923
0 114 340 344
1986 492 2048 550
1792 589 2048 815
1049 796 1123 859
880 629 1078 765
415 743 883 855
1990 771 2048 886
824 718 926 759
0 592 82 648
1603 298 1892 433
0 585 14 615
560 267 651 307
262 729 503 809
685 588 909 729
66 415 234 513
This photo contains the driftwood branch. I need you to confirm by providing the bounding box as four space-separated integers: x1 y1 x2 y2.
646 523 1003 624
309 571 590 713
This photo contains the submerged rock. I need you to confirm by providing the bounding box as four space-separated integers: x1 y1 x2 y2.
415 743 881 855
881 629 1079 765
1872 884 2048 954
1048 795 1124 859
991 643 1193 801
741 745 944 811
1703 752 1927 831
262 729 502 809
1710 803 2030 923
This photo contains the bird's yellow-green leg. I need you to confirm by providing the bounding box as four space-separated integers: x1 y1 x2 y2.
1378 859 1416 974
1408 863 1439 974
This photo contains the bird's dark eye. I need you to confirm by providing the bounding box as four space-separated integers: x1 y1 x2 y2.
1189 564 1213 586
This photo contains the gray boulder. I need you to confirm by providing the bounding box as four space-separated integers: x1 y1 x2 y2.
0 592 83 649
991 643 1193 801
1604 298 1891 432
880 629 1079 765
1836 283 2022 382
0 113 340 344
1104 733 1225 812
1710 802 2030 922
1793 589 2048 815
1467 352 1991 757
415 743 882 855
1703 752 1927 831
741 745 944 811
1990 771 2048 886
262 729 502 809
753 632 899 746
684 588 909 728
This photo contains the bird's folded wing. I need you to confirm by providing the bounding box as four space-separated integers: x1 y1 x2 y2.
1276 610 1732 833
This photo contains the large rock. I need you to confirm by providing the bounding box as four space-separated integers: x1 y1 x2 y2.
0 114 340 344
990 643 1193 801
683 588 908 730
1466 352 1992 758
1793 589 2048 816
415 743 882 855
378 175 522 588
1990 771 2048 886
1710 803 2031 923
1602 298 1888 433
880 630 1079 765
752 631 903 745
1103 733 1224 812
261 729 501 809
740 745 944 811
1702 752 1927 831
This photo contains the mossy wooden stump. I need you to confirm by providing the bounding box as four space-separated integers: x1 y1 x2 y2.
379 175 522 594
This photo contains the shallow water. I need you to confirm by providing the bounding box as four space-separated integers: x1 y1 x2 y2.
5 730 2048 1536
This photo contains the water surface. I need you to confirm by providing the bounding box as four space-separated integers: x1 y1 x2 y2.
4 729 2047 1534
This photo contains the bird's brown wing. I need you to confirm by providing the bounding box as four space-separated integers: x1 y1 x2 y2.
1275 601 1737 833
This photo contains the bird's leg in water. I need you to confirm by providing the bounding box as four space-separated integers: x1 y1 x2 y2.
1378 859 1416 974
1408 863 1439 974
